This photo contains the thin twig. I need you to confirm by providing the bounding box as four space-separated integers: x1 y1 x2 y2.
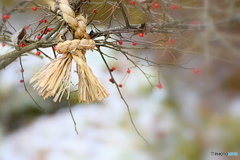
19 56 47 113
97 46 149 146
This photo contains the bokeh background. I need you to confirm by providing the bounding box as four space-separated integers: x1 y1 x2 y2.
0 0 240 160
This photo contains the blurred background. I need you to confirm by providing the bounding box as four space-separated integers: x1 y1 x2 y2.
0 0 240 160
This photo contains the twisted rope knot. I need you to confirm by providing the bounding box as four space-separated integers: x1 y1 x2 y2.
30 0 109 103
56 39 95 54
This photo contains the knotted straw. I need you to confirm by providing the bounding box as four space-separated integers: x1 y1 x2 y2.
30 0 109 103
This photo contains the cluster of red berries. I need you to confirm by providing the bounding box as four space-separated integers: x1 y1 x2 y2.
117 41 137 46
165 37 177 45
129 1 160 9
40 28 53 35
19 69 25 83
36 28 53 40
108 68 132 88
19 43 27 47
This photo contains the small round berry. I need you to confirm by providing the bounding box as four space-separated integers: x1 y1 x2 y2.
171 5 179 9
19 43 26 47
193 69 200 74
36 51 41 55
2 43 6 47
118 84 123 88
126 69 131 73
3 14 10 19
39 19 47 23
53 46 57 51
129 1 135 5
170 39 176 43
110 67 116 72
36 36 42 40
132 42 137 46
46 28 53 31
19 79 24 83
109 78 115 83
191 21 199 25
20 69 24 73
138 33 144 37
153 3 160 8
157 83 163 89
118 41 123 45
92 9 97 13
32 6 37 11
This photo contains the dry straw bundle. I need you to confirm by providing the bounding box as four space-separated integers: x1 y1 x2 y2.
30 0 109 103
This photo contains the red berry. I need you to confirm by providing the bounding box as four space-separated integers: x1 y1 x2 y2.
171 5 179 9
40 30 48 34
110 67 116 72
170 39 176 43
193 69 200 74
129 1 135 5
138 33 144 37
20 69 24 72
109 78 115 83
118 84 123 88
118 41 123 45
1 43 6 47
191 21 199 25
32 6 37 11
39 19 47 23
46 28 53 31
36 36 42 40
3 14 10 19
19 79 24 83
53 46 57 51
153 3 160 8
132 42 137 46
157 83 163 89
92 9 97 13
36 51 41 55
126 69 131 73
19 43 26 47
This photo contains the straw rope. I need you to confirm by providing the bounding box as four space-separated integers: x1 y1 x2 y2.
30 0 109 103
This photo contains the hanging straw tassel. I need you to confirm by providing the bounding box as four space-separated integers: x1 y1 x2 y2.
56 39 109 103
30 0 109 103
30 53 72 102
